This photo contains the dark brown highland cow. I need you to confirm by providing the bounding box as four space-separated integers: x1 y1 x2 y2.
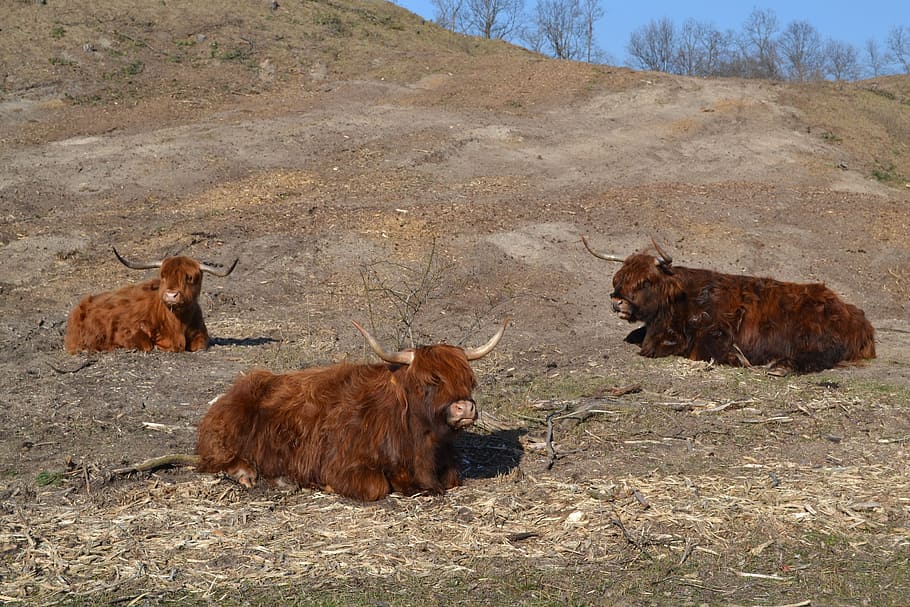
583 237 875 373
65 247 237 353
196 320 508 501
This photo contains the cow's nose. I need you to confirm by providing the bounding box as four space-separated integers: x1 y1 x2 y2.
453 399 477 420
611 298 623 312
448 399 478 429
163 291 180 305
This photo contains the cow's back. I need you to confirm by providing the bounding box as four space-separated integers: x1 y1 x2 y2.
64 282 158 352
679 270 875 371
196 366 361 486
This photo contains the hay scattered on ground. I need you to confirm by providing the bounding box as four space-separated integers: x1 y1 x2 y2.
3 422 908 603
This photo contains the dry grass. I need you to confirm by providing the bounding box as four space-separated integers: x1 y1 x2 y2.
3 374 909 605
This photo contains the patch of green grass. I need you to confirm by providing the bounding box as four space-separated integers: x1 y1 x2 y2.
48 56 75 66
124 60 144 76
820 130 842 143
315 12 349 36
64 92 103 105
218 47 249 62
836 376 910 402
871 161 906 184
35 470 63 487
806 530 850 549
51 25 66 39
866 87 897 101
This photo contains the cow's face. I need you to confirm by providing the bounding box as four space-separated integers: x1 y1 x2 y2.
158 257 203 310
611 254 678 323
406 345 479 431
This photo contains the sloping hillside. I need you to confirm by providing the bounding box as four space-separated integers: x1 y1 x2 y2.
2 2 910 605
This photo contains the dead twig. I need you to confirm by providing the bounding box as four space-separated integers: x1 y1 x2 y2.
609 384 642 397
878 435 910 444
111 453 200 476
611 516 638 546
632 488 650 509
678 539 697 566
48 359 96 374
545 404 568 470
735 571 791 582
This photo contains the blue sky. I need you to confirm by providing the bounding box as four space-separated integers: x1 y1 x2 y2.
392 1 902 67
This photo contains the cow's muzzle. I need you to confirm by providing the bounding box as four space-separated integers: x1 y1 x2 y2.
611 297 634 321
447 399 478 429
162 290 183 307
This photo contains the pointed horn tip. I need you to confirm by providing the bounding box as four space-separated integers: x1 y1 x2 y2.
464 319 509 361
111 246 160 271
581 235 625 262
649 237 673 264
201 257 239 277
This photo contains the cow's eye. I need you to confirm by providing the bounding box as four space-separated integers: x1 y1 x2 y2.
186 274 197 284
640 280 651 289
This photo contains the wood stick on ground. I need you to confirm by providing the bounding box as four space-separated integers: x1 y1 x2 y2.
48 359 96 374
111 453 200 476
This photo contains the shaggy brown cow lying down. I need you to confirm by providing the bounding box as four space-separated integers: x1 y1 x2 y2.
583 237 874 373
196 320 508 501
65 247 237 353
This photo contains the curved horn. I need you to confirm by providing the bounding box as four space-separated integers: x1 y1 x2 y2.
200 258 239 277
112 246 162 271
650 238 673 265
581 236 625 262
464 318 509 361
352 321 415 365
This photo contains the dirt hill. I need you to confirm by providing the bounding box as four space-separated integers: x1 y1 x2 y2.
2 1 910 605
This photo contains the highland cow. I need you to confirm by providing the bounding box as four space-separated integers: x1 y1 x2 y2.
64 247 237 353
583 237 874 373
196 320 508 501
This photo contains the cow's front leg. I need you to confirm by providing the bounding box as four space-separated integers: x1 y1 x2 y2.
640 326 684 358
331 466 393 502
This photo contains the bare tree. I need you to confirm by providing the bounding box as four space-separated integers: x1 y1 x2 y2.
627 17 675 72
673 19 702 76
534 0 582 59
532 0 605 62
464 0 524 40
431 0 466 33
359 241 454 350
864 37 891 77
778 20 823 81
700 26 735 76
520 20 547 54
579 0 604 63
887 25 910 73
671 19 731 77
824 39 860 81
739 7 780 78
